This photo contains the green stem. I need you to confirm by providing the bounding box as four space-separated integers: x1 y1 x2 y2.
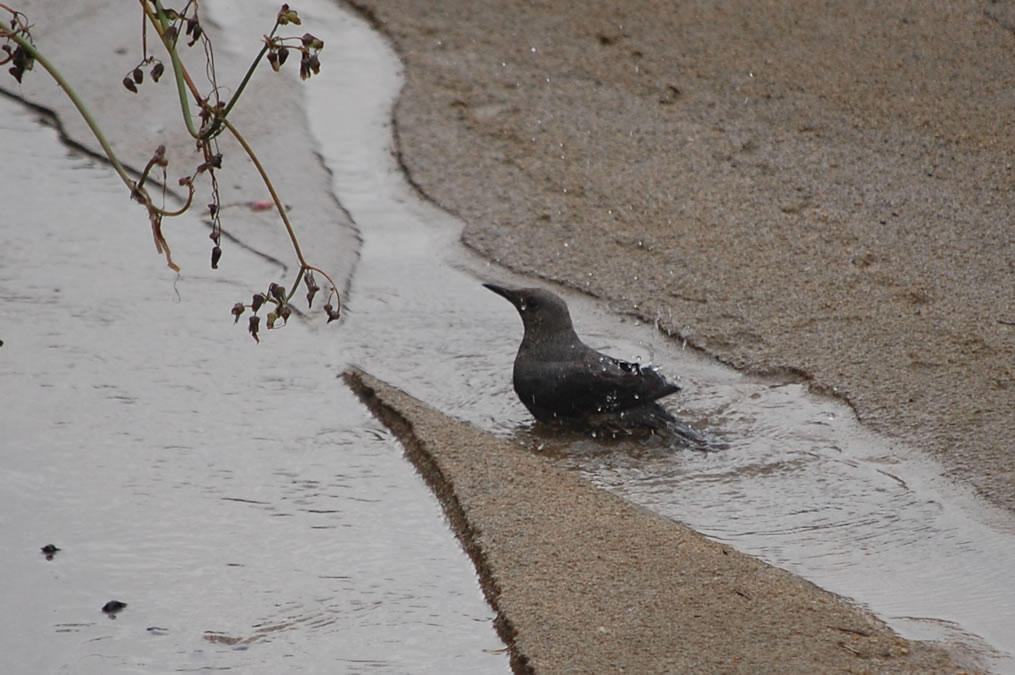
220 25 279 122
147 0 199 138
222 118 306 266
6 31 135 192
289 267 306 304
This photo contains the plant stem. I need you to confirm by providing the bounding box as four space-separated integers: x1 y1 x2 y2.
222 118 306 266
220 25 279 122
5 32 136 193
145 0 200 138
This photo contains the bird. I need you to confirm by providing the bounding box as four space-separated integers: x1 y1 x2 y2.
483 283 707 447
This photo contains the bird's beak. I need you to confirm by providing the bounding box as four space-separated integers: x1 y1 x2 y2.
483 283 520 307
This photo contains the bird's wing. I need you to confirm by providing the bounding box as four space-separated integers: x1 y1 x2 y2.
518 353 680 417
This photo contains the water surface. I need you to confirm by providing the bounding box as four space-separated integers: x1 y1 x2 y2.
0 93 506 673
3 0 1014 673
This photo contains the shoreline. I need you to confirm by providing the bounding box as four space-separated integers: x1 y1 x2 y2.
345 368 963 674
348 0 1015 515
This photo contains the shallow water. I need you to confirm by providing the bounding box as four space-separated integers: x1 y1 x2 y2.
291 0 1015 671
3 0 1015 672
0 96 505 674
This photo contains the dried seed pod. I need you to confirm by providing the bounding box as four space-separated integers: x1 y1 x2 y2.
187 18 203 45
324 303 341 323
303 272 319 307
231 303 245 323
123 76 138 93
248 315 260 343
151 62 165 82
211 245 222 269
132 67 143 84
251 293 266 313
269 283 287 304
278 5 301 25
301 33 323 50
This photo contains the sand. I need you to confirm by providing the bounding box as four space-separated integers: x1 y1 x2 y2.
346 368 961 674
346 0 1015 512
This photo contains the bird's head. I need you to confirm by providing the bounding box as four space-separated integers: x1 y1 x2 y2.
483 284 575 338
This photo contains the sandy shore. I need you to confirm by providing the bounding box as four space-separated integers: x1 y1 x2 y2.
347 0 1015 513
346 369 959 674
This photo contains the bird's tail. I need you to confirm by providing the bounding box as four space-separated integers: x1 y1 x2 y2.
618 403 717 450
660 415 715 450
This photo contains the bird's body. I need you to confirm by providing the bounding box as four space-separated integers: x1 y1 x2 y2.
484 283 706 446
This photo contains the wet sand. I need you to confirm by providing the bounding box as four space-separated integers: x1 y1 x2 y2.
347 0 1015 513
341 0 1013 669
346 368 958 674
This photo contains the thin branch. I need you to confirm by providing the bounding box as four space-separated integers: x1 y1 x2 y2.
4 31 136 193
221 117 306 266
220 27 280 121
142 0 200 138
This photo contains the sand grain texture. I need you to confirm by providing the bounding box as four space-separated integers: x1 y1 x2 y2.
347 0 1015 512
345 369 961 674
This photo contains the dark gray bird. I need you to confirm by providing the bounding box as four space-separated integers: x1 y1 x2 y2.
484 283 706 447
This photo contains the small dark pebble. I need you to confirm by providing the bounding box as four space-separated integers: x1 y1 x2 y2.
102 600 127 616
41 544 61 560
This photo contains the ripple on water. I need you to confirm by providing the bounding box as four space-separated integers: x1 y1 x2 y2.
0 83 505 673
501 363 1015 669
